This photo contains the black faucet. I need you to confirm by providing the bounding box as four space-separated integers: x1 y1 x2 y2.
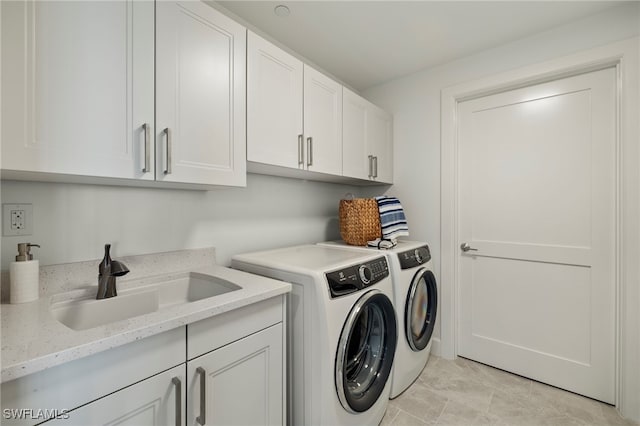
96 244 130 300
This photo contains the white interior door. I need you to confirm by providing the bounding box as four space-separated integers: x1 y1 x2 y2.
457 67 617 403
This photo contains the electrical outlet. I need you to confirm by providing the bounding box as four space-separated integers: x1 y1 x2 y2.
3 204 33 236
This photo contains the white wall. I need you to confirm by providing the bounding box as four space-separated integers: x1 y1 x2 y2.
0 174 373 269
362 0 640 334
362 2 639 420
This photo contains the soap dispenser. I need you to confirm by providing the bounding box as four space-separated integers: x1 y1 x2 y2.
9 243 41 304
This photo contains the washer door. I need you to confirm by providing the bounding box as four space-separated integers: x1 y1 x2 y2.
405 268 438 351
335 290 397 413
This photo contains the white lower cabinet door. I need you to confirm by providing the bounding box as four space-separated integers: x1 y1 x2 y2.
46 365 185 426
187 324 283 426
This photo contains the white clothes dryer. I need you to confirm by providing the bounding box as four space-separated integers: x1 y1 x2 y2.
232 245 397 426
318 240 438 399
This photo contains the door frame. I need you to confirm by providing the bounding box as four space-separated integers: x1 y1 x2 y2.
440 37 639 418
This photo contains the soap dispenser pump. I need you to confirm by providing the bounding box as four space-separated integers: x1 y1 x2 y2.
9 243 41 303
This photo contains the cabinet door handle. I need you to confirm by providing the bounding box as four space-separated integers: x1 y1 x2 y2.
164 128 172 175
373 156 378 178
196 367 206 425
172 377 182 426
368 155 373 178
142 123 151 173
307 137 313 167
298 134 304 166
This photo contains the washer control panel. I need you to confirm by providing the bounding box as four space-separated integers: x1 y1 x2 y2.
326 257 389 298
398 245 431 269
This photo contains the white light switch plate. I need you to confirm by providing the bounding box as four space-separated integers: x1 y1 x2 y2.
3 204 33 236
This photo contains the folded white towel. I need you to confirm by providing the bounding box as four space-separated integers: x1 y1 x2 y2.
367 238 397 249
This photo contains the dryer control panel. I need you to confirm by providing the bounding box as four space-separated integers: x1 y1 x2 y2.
398 245 431 269
325 257 389 298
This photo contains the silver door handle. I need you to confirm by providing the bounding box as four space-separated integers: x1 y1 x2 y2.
368 155 373 178
460 243 478 252
307 137 313 166
172 377 182 426
142 123 150 173
196 367 206 425
373 156 378 178
164 127 172 175
298 134 304 166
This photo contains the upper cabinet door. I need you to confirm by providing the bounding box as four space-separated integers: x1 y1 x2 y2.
368 104 393 184
303 65 343 176
156 1 246 187
1 1 155 180
342 88 370 180
247 32 304 170
342 88 393 183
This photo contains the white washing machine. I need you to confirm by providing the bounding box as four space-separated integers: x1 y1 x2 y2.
232 245 397 426
319 240 438 399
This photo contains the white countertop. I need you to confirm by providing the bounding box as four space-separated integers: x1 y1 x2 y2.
1 265 290 383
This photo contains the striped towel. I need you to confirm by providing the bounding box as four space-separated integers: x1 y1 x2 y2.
375 196 409 241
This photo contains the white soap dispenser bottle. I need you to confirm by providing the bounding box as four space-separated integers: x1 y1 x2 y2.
9 243 41 304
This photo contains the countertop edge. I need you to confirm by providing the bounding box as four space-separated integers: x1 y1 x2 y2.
1 268 291 383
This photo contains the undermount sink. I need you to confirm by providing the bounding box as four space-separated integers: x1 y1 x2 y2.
50 272 241 331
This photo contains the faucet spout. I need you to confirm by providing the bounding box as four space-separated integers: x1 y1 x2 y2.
96 245 130 300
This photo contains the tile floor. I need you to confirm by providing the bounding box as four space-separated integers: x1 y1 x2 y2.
381 355 637 426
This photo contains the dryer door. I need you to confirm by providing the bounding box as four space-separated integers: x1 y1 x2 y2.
336 289 397 413
406 268 438 351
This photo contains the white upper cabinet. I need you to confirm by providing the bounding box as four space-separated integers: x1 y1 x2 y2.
367 101 393 184
247 32 342 176
2 1 246 188
1 1 155 180
303 65 343 176
247 32 303 169
342 87 393 184
156 1 246 187
343 89 370 180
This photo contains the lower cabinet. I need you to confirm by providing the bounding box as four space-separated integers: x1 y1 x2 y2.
47 366 185 426
187 324 283 426
2 297 286 426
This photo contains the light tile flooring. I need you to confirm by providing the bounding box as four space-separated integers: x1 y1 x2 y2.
381 355 637 426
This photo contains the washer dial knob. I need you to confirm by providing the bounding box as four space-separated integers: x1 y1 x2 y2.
359 265 372 284
415 248 429 264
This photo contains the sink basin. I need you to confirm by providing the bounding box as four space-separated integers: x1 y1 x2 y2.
50 272 241 331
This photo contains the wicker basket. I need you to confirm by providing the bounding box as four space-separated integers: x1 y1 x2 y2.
339 198 381 246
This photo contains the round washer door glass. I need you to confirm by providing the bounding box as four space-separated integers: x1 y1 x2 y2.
406 268 438 351
336 290 397 413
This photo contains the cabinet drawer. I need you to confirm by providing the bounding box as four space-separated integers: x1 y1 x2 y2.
187 295 284 360
1 327 185 426
45 365 185 426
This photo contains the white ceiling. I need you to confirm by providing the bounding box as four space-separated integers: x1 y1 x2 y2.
218 1 625 91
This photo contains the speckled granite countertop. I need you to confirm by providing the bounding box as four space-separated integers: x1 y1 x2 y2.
1 249 290 383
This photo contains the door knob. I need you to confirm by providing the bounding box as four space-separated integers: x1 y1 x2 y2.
460 243 478 252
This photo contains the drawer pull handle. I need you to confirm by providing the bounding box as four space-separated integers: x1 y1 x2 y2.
307 137 313 167
196 367 206 425
298 134 304 166
172 377 182 426
373 156 378 178
142 123 150 173
164 127 172 175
